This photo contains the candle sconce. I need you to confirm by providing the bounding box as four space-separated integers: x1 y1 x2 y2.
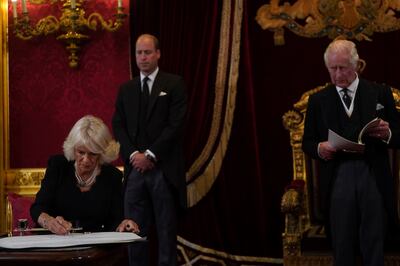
11 0 127 68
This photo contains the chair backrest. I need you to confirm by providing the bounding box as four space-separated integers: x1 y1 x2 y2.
283 84 400 228
6 192 36 236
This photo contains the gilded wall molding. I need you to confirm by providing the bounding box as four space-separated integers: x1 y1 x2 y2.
5 169 45 196
0 0 9 233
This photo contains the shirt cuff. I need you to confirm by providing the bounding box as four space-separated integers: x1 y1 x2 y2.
129 151 139 161
383 128 392 144
317 142 323 159
144 150 157 162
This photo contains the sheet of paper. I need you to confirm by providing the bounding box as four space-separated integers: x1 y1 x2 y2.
328 129 365 153
0 232 143 249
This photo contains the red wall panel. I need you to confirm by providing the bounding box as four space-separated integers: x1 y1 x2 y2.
8 0 131 168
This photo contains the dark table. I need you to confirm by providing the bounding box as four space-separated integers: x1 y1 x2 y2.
0 243 129 266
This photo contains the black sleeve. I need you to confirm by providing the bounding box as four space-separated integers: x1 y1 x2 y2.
103 166 124 230
30 155 66 223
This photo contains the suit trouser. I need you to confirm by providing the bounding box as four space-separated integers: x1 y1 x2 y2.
125 168 177 266
330 159 385 266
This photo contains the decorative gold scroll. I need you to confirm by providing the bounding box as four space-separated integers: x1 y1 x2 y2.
256 0 400 45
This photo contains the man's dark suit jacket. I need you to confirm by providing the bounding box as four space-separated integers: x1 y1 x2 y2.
302 79 400 225
112 71 187 209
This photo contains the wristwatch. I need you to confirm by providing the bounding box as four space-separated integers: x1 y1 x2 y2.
144 151 156 163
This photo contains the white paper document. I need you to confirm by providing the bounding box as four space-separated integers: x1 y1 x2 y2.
327 118 381 153
328 129 365 153
0 232 143 249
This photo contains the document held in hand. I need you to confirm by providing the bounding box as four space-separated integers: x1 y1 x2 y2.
328 118 381 153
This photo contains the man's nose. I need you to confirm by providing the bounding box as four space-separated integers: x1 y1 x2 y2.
335 69 343 76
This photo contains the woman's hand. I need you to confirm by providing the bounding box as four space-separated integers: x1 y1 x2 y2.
116 219 140 233
38 213 72 235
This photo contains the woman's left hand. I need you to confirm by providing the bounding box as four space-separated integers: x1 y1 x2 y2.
116 219 140 233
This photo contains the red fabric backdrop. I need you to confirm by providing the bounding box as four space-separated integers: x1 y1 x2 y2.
8 0 131 167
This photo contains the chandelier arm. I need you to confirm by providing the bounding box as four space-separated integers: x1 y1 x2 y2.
12 0 127 68
14 15 60 40
86 13 124 32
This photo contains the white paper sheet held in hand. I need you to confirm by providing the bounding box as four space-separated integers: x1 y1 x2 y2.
0 232 143 249
328 129 365 153
328 118 381 153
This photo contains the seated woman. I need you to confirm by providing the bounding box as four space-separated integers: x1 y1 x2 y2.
30 115 139 235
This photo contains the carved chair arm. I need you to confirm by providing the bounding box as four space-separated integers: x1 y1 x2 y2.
281 189 302 213
281 179 305 214
281 180 306 257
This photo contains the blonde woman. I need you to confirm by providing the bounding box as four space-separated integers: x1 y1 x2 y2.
30 115 139 235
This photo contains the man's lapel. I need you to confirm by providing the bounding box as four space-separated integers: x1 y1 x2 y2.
127 78 141 124
146 71 164 120
357 79 379 125
320 84 342 133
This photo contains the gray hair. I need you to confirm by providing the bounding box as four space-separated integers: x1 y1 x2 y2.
63 115 120 164
324 39 359 69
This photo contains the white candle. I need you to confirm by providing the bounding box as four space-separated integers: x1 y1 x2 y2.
21 0 27 13
117 0 122 8
71 0 76 9
12 0 17 18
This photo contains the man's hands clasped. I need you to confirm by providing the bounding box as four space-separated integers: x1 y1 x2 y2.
130 152 154 174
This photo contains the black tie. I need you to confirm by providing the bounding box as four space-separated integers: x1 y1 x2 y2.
142 76 150 110
341 88 351 109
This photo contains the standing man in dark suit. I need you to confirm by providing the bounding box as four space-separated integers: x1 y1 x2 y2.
302 39 400 266
112 34 187 266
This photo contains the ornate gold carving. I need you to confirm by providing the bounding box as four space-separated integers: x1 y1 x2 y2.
256 0 400 45
11 0 127 68
281 189 301 213
12 171 43 186
5 169 45 196
392 87 400 110
282 110 303 131
282 233 301 257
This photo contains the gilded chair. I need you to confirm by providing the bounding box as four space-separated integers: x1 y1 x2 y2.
5 192 36 236
281 84 400 266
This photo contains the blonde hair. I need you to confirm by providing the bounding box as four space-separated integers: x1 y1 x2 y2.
324 39 359 69
63 115 120 164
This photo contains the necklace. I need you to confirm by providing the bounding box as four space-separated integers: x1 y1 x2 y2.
74 162 100 188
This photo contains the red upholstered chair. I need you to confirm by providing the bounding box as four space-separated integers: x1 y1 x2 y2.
6 192 36 236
